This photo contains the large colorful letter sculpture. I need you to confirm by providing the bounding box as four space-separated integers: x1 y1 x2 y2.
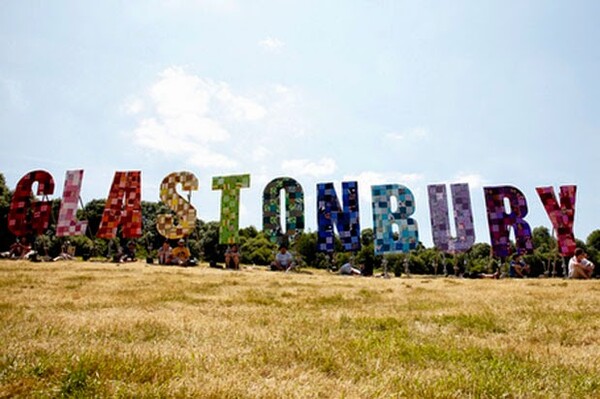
427 183 475 254
56 170 88 237
371 184 418 254
157 172 199 239
316 182 361 252
97 171 142 239
212 174 250 244
262 177 305 244
536 185 577 257
7 170 55 237
484 186 533 257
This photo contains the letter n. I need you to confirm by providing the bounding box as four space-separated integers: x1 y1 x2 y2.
317 181 361 252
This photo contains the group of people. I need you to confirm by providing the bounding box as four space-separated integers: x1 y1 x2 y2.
1 236 596 279
0 238 34 260
156 239 197 266
505 250 595 279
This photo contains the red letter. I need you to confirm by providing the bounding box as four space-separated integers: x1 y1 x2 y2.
536 186 577 257
8 170 55 237
97 171 142 239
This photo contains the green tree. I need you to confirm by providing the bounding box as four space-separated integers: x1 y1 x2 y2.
79 199 107 237
586 230 600 253
0 173 14 250
240 226 259 240
197 221 221 262
240 232 277 265
294 231 318 267
585 230 600 269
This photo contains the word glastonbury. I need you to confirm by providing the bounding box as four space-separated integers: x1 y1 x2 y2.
6 169 577 259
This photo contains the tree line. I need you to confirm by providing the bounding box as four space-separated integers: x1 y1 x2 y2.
1 173 599 276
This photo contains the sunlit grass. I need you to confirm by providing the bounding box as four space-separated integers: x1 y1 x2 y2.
1 260 599 398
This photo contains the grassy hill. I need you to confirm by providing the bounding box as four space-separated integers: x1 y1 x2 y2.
1 260 599 398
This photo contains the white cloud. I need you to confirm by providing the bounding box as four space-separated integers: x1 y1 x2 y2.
215 84 266 121
126 66 275 168
282 158 337 177
261 84 310 139
343 171 425 189
251 146 271 162
259 37 285 51
125 66 312 173
122 97 144 115
453 172 486 189
386 127 430 141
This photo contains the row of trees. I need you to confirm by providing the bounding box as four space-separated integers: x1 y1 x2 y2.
1 173 599 276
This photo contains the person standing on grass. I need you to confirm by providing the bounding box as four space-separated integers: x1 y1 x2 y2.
568 248 595 279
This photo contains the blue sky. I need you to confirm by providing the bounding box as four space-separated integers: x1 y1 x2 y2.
1 0 599 246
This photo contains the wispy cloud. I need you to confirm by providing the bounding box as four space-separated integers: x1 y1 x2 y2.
282 158 337 177
124 66 314 174
342 171 425 190
453 172 486 189
259 36 285 51
122 97 144 115
385 127 430 141
126 66 271 169
251 146 271 162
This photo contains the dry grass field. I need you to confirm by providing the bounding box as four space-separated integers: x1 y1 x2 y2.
1 260 599 398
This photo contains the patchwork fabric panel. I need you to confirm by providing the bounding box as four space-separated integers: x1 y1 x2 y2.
157 171 199 239
262 177 305 244
97 171 142 239
484 186 533 258
56 170 88 237
8 170 55 236
212 174 250 245
427 183 475 254
371 184 419 254
316 181 361 253
536 185 577 257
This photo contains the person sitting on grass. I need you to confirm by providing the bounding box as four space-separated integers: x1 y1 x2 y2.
1 238 36 260
568 248 595 279
225 244 241 270
53 241 75 262
171 239 197 266
509 254 530 278
270 244 294 271
157 241 172 265
120 241 137 263
1 239 26 259
339 260 362 276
